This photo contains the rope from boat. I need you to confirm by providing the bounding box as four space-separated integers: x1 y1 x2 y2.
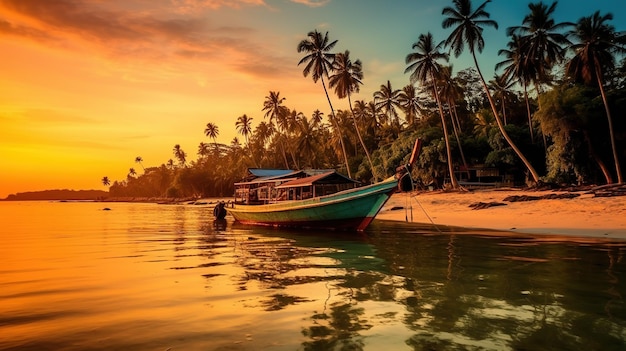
401 164 442 234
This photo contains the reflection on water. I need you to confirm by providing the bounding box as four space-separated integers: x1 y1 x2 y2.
0 201 624 350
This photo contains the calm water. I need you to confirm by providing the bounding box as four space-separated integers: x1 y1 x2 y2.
1 201 625 351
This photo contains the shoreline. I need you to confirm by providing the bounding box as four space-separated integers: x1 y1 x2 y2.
376 187 626 239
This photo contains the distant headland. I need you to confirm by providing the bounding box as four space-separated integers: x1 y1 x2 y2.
2 189 109 201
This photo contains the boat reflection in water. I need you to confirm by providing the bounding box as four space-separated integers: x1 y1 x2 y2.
230 220 626 350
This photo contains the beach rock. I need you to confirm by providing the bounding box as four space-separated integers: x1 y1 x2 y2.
591 184 626 197
503 193 580 202
469 201 506 210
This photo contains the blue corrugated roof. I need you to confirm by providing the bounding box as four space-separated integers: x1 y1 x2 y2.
248 169 294 178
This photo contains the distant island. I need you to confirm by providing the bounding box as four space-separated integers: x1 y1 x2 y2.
2 189 109 201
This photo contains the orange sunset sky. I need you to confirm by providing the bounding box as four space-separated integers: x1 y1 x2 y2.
1 0 625 198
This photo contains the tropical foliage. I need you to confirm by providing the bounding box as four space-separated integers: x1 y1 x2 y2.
103 1 625 199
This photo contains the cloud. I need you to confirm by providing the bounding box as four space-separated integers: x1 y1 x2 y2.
172 0 267 12
0 0 290 79
290 0 330 8
0 18 55 42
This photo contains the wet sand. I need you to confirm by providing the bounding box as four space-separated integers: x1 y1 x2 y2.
377 188 626 238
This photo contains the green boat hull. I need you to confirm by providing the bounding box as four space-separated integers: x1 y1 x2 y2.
227 177 398 231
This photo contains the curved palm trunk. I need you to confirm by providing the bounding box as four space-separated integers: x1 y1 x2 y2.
501 98 508 125
348 94 377 181
471 52 541 184
432 72 460 189
321 77 351 178
596 66 623 184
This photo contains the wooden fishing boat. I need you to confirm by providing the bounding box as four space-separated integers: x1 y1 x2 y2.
227 139 422 231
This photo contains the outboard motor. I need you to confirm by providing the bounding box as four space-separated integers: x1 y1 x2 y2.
395 138 422 193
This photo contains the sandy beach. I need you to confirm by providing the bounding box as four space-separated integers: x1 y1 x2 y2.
377 187 626 239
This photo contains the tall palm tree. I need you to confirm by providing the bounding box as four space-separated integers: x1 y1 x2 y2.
438 65 470 178
442 0 541 183
507 2 571 90
329 50 376 180
373 80 403 134
297 30 351 177
284 109 305 169
262 91 290 168
405 32 460 189
566 11 625 184
507 1 571 149
262 91 288 126
101 176 110 187
135 156 145 172
235 114 253 147
496 34 536 140
204 122 220 150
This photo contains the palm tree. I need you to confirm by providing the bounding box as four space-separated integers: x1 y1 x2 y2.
507 2 571 91
101 176 110 187
496 34 536 140
473 110 495 138
442 0 541 183
329 50 376 180
352 100 378 139
135 156 145 172
311 109 324 127
235 114 253 147
197 142 210 159
398 84 424 126
204 122 219 150
488 73 516 125
295 116 319 168
283 109 305 169
566 11 625 184
373 80 403 134
507 1 572 149
173 144 186 167
254 121 274 147
297 30 351 177
439 65 470 178
128 168 137 178
262 91 288 126
405 32 460 189
262 91 290 168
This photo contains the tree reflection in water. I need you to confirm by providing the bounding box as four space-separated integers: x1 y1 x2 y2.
301 303 367 351
368 222 626 350
223 223 625 350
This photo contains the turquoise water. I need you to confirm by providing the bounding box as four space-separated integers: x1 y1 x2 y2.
1 201 625 350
